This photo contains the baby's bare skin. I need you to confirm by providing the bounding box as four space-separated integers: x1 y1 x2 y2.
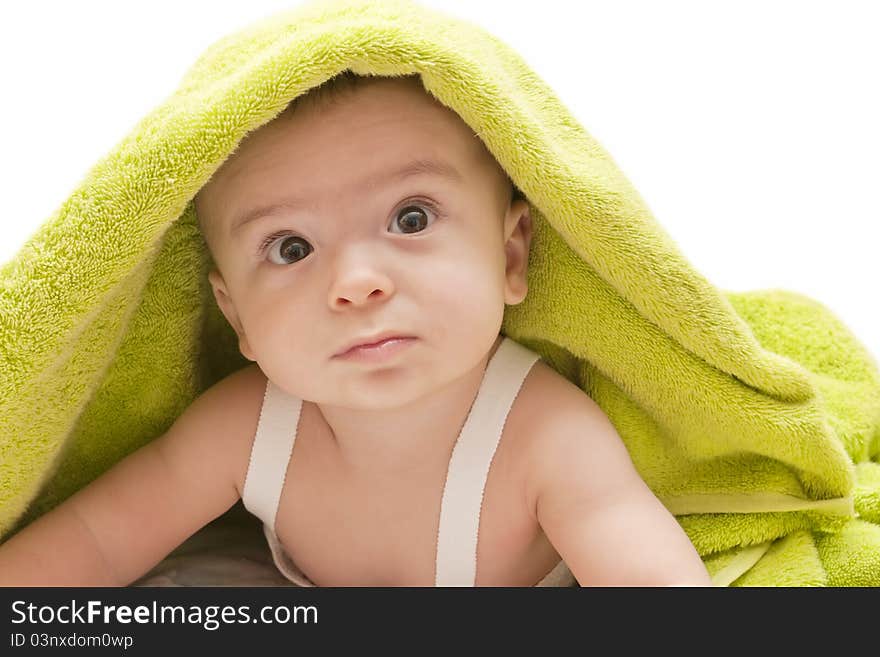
238 351 571 587
0 333 711 586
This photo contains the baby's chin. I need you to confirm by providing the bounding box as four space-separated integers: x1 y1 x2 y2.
260 336 498 410
309 369 439 412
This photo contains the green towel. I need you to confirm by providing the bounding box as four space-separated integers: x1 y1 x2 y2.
1 0 878 586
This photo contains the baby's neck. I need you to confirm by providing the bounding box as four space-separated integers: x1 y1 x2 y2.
315 335 503 478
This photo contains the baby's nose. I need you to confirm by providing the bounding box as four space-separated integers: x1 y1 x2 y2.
328 262 395 309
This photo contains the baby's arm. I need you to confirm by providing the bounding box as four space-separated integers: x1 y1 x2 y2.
532 395 713 587
0 366 260 586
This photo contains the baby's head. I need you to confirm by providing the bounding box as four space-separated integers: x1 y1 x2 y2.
194 71 532 410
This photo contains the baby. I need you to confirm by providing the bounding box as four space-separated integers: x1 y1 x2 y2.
0 72 712 587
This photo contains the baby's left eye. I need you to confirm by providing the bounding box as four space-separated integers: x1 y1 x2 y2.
388 204 437 234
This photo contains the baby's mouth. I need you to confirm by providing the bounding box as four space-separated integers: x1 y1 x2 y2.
333 336 417 362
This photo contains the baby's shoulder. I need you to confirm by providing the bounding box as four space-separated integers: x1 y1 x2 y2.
511 358 615 505
184 362 268 496
514 358 602 433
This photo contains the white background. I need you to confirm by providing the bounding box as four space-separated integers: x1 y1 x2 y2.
1 0 877 359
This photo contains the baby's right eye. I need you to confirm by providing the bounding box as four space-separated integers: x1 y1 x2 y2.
265 234 313 265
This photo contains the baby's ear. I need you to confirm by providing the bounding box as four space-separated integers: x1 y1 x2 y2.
503 199 532 305
208 268 257 361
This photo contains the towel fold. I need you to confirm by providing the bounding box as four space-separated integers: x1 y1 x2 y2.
1 0 877 585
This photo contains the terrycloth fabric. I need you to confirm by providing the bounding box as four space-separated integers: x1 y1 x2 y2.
1 0 878 586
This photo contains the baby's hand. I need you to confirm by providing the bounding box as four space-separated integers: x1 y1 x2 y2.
0 365 260 586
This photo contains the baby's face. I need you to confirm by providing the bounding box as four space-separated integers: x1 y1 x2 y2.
195 77 531 410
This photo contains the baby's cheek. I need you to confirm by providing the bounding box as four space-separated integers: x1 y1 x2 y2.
251 335 316 402
241 301 308 370
429 258 505 337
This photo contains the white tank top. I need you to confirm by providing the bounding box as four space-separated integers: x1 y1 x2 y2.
241 336 577 587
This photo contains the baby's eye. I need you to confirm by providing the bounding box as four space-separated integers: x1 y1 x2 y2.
266 235 313 265
388 204 437 234
261 202 438 264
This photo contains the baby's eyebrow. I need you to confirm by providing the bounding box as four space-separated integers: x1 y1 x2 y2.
228 157 463 235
